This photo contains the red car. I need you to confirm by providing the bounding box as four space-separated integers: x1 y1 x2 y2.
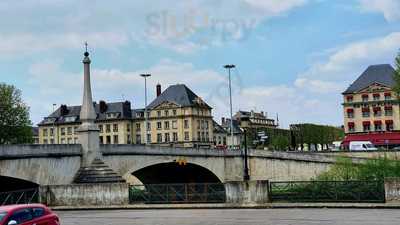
0 204 59 225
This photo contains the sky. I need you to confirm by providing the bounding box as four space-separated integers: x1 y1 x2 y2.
1 0 400 128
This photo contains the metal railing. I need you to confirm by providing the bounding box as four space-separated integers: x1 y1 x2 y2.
0 188 39 206
129 183 226 204
269 180 385 203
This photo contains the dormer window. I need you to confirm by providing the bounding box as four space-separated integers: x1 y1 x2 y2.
346 96 353 103
64 116 77 123
106 112 120 119
43 117 57 124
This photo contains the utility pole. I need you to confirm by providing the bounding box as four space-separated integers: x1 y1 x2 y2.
140 74 151 145
224 64 236 150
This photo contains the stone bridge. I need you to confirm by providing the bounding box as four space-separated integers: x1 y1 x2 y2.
0 144 352 191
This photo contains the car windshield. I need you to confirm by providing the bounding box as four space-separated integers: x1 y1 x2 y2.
0 211 7 222
364 144 375 148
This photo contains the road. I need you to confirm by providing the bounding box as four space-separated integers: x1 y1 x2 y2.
57 208 400 225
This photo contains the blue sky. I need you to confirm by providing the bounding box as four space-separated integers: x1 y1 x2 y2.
1 0 400 128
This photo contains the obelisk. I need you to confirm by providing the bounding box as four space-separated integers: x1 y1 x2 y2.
77 44 100 167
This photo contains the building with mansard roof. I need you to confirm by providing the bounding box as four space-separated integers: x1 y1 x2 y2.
342 64 400 148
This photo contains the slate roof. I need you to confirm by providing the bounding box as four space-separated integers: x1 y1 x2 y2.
221 118 243 134
343 64 396 94
38 101 133 125
213 120 227 134
147 84 211 109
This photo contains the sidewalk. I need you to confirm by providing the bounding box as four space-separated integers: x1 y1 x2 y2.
51 202 400 210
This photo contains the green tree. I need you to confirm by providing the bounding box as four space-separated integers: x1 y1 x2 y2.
0 83 32 144
270 135 290 151
393 50 400 97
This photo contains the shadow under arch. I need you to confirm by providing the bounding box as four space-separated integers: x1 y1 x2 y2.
132 162 223 185
0 176 39 192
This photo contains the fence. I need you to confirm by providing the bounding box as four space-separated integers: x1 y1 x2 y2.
129 183 226 204
0 188 39 206
269 180 385 203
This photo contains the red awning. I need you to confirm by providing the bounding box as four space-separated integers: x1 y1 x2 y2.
342 132 400 146
363 121 371 126
373 107 381 112
386 120 394 124
348 122 355 127
385 93 392 96
385 105 393 110
373 93 380 97
346 96 353 100
362 108 370 112
374 120 382 125
347 108 354 113
362 94 369 98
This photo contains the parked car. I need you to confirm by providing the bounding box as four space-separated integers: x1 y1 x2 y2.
349 141 378 151
0 204 59 225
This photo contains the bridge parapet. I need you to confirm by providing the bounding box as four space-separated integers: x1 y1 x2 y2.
0 145 82 159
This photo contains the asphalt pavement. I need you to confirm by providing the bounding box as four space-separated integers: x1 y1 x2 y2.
57 208 400 225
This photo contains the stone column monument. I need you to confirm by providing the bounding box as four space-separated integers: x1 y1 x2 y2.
74 45 125 184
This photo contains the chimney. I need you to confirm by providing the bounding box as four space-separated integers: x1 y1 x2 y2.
60 105 69 116
99 100 107 113
222 117 225 125
156 84 162 97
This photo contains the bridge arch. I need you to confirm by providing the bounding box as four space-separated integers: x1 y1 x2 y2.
0 176 39 192
130 162 223 185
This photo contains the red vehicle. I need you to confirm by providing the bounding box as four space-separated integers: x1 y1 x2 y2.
0 204 59 225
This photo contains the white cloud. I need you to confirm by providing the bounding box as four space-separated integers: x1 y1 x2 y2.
243 0 308 15
359 0 400 22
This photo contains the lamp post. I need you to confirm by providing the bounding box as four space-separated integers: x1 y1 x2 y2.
140 74 151 145
243 128 250 181
224 64 235 150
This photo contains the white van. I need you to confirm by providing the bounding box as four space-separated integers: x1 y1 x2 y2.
349 141 378 151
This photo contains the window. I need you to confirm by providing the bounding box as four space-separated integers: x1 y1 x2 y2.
348 123 355 132
385 93 392 100
385 106 393 116
50 128 54 136
173 109 177 116
362 95 369 102
206 132 209 141
184 120 189 129
99 136 104 144
74 126 78 134
157 122 162 130
157 111 161 117
74 137 78 144
198 131 201 141
127 124 131 132
375 123 382 131
386 121 394 131
223 137 227 145
184 132 189 141
99 125 103 133
164 121 170 130
113 135 119 144
136 123 141 132
50 139 54 144
173 132 178 142
348 112 354 118
165 133 170 142
373 108 382 117
362 108 370 117
106 136 111 144
43 128 48 136
205 121 209 129
67 127 72 135
8 208 33 224
136 134 141 144
61 127 65 135
32 208 45 219
127 135 131 144
346 96 353 103
197 120 200 129
165 110 169 116
157 133 162 143
67 138 72 144
363 123 371 132
147 122 151 131
61 138 66 144
147 134 151 143
106 124 111 133
201 132 205 141
373 94 380 101
172 120 177 129
43 139 48 144
113 124 118 132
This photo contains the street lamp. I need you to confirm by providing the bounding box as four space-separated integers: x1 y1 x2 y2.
224 64 235 150
241 127 250 181
140 74 151 145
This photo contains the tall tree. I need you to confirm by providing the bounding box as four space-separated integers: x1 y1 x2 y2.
393 50 400 100
0 83 32 144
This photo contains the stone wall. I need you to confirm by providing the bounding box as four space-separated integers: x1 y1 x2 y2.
385 178 400 203
225 180 269 205
40 183 129 206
